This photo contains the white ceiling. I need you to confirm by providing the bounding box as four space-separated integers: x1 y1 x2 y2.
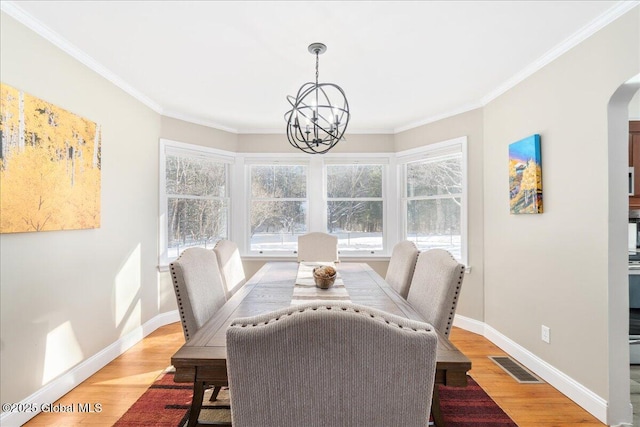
2 1 633 134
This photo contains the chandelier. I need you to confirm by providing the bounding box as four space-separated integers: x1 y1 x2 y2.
285 43 350 154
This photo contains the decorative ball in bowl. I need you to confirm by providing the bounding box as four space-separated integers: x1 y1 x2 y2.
313 266 337 289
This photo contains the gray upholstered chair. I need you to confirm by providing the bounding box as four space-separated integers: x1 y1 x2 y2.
406 249 465 338
385 240 419 299
297 232 339 262
226 302 438 427
213 239 246 298
169 247 228 403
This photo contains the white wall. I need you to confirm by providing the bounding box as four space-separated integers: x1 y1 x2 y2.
483 7 639 412
237 133 394 153
0 13 161 405
608 76 640 426
161 115 237 151
630 90 640 119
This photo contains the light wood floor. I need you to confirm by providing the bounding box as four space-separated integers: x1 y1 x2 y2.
24 323 605 426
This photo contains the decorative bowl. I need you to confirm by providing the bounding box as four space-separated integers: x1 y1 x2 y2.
313 266 337 289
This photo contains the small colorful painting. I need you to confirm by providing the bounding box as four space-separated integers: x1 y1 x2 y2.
509 134 542 214
0 83 101 233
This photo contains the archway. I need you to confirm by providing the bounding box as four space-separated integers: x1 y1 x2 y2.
607 73 639 425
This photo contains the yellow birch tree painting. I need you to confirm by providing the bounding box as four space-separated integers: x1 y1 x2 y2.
508 134 542 214
0 83 101 233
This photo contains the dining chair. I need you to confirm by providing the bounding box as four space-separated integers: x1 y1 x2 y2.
297 232 339 262
406 249 465 425
169 247 228 403
213 239 246 298
385 240 419 299
406 248 466 338
226 302 438 427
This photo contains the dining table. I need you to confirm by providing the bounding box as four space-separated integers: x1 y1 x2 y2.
171 261 472 427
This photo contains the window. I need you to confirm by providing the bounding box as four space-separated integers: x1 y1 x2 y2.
249 163 308 253
400 138 466 263
326 163 384 252
159 139 466 264
160 140 231 264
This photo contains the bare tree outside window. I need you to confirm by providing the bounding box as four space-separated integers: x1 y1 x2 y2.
405 154 462 259
326 164 383 251
250 164 307 252
166 153 229 258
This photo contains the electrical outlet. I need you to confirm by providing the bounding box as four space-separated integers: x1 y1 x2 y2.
541 325 550 343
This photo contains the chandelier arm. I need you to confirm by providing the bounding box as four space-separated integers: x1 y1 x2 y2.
285 43 349 154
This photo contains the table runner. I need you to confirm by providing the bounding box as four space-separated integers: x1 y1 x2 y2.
291 262 351 304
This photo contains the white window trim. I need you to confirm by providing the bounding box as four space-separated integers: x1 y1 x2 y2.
396 136 468 266
158 138 235 267
158 140 467 265
325 161 388 256
321 155 392 257
244 156 311 256
241 153 394 258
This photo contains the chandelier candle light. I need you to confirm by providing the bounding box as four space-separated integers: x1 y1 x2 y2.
285 43 350 154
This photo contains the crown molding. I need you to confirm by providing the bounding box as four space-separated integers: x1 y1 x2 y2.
393 102 483 134
2 0 637 136
481 1 640 106
399 1 639 134
0 1 163 114
161 110 238 134
238 127 395 135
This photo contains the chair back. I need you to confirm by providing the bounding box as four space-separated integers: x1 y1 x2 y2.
297 232 338 262
407 249 465 337
226 302 438 427
169 248 227 341
385 240 419 298
214 240 246 297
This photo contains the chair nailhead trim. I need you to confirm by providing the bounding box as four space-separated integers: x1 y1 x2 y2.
170 262 190 340
444 264 465 336
231 305 432 332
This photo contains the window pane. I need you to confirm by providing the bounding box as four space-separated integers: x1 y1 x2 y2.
406 156 461 197
327 201 383 251
250 201 307 251
251 165 306 198
327 164 382 198
407 198 461 258
167 198 228 259
166 154 227 197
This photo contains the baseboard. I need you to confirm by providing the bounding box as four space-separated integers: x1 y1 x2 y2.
473 320 608 424
0 310 180 427
452 313 486 335
0 311 616 426
454 315 637 425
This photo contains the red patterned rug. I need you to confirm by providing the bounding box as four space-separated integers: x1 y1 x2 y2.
115 370 517 426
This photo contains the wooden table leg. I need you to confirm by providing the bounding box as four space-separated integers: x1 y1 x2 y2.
187 380 205 427
431 385 445 427
209 385 221 401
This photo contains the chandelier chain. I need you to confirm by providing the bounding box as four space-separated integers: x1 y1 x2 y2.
314 50 319 141
315 50 319 86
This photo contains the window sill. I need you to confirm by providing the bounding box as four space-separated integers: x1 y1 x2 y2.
241 254 391 262
158 254 392 273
